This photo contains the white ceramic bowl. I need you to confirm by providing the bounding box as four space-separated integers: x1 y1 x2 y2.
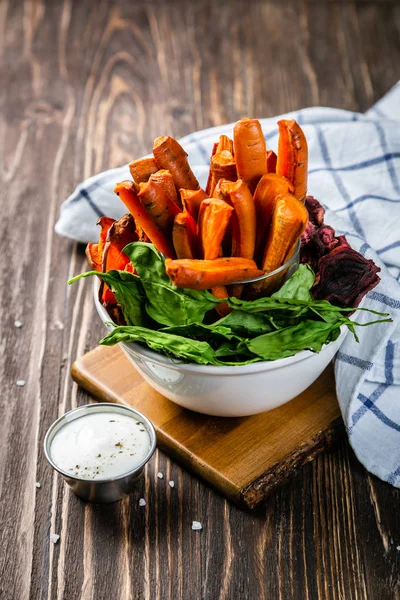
94 282 347 417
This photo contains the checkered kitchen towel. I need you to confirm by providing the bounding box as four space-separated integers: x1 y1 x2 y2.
56 82 400 487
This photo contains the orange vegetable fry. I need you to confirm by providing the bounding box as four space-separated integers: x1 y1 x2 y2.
205 142 219 196
129 157 158 183
179 187 208 219
138 179 181 233
102 213 138 273
220 179 256 260
197 198 234 259
153 136 199 191
86 217 116 305
276 119 308 201
233 118 267 191
261 194 308 272
149 169 180 208
266 150 277 173
114 181 176 258
206 136 234 195
172 211 198 259
253 173 294 258
85 216 115 272
217 135 234 154
165 257 264 290
209 151 237 195
211 285 231 317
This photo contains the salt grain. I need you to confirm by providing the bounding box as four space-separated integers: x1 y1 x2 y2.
16 380 26 387
35 482 41 489
14 320 22 328
169 481 175 488
192 521 202 531
139 498 146 507
50 533 60 544
157 472 163 479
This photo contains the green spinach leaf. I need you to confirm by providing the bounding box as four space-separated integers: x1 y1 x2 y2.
123 242 222 326
68 269 147 327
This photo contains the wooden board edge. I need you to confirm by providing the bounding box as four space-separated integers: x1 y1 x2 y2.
240 417 345 508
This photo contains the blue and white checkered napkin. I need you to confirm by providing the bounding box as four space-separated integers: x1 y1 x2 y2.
56 82 400 487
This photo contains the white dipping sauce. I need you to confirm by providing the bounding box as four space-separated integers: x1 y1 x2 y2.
51 412 151 479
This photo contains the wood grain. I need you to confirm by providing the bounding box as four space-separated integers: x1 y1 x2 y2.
0 0 399 599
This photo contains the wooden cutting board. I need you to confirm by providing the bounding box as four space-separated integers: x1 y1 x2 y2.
71 345 343 508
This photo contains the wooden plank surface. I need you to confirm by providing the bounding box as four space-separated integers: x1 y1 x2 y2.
71 345 343 507
0 0 399 599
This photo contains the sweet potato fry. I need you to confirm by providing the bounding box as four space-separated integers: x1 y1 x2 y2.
266 150 277 173
114 181 176 258
220 179 256 260
172 211 198 259
138 179 181 233
276 119 308 201
198 198 234 260
85 217 115 271
149 169 180 208
129 157 158 183
165 257 263 290
179 187 208 219
233 118 267 191
253 173 294 259
153 136 199 191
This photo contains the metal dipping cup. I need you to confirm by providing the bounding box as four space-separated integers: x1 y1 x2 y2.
44 403 157 503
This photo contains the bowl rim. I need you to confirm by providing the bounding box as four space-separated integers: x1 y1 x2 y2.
94 280 347 374
44 403 157 483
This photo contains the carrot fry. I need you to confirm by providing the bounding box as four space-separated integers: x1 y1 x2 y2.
217 135 234 154
205 142 219 196
266 150 277 173
114 181 176 258
129 157 158 183
138 179 181 233
276 119 308 201
261 194 308 272
197 198 234 259
149 169 180 208
102 213 138 273
211 285 231 317
209 151 237 195
86 217 116 305
220 179 256 260
165 257 263 290
233 118 267 191
253 173 294 259
153 136 199 191
172 211 198 259
179 188 208 219
85 217 115 272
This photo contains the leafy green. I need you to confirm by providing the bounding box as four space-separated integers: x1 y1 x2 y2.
271 264 314 301
100 326 219 365
122 242 222 326
70 242 392 366
68 269 148 327
246 320 344 360
215 310 276 337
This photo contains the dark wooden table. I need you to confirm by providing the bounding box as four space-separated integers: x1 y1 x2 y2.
1 1 399 598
